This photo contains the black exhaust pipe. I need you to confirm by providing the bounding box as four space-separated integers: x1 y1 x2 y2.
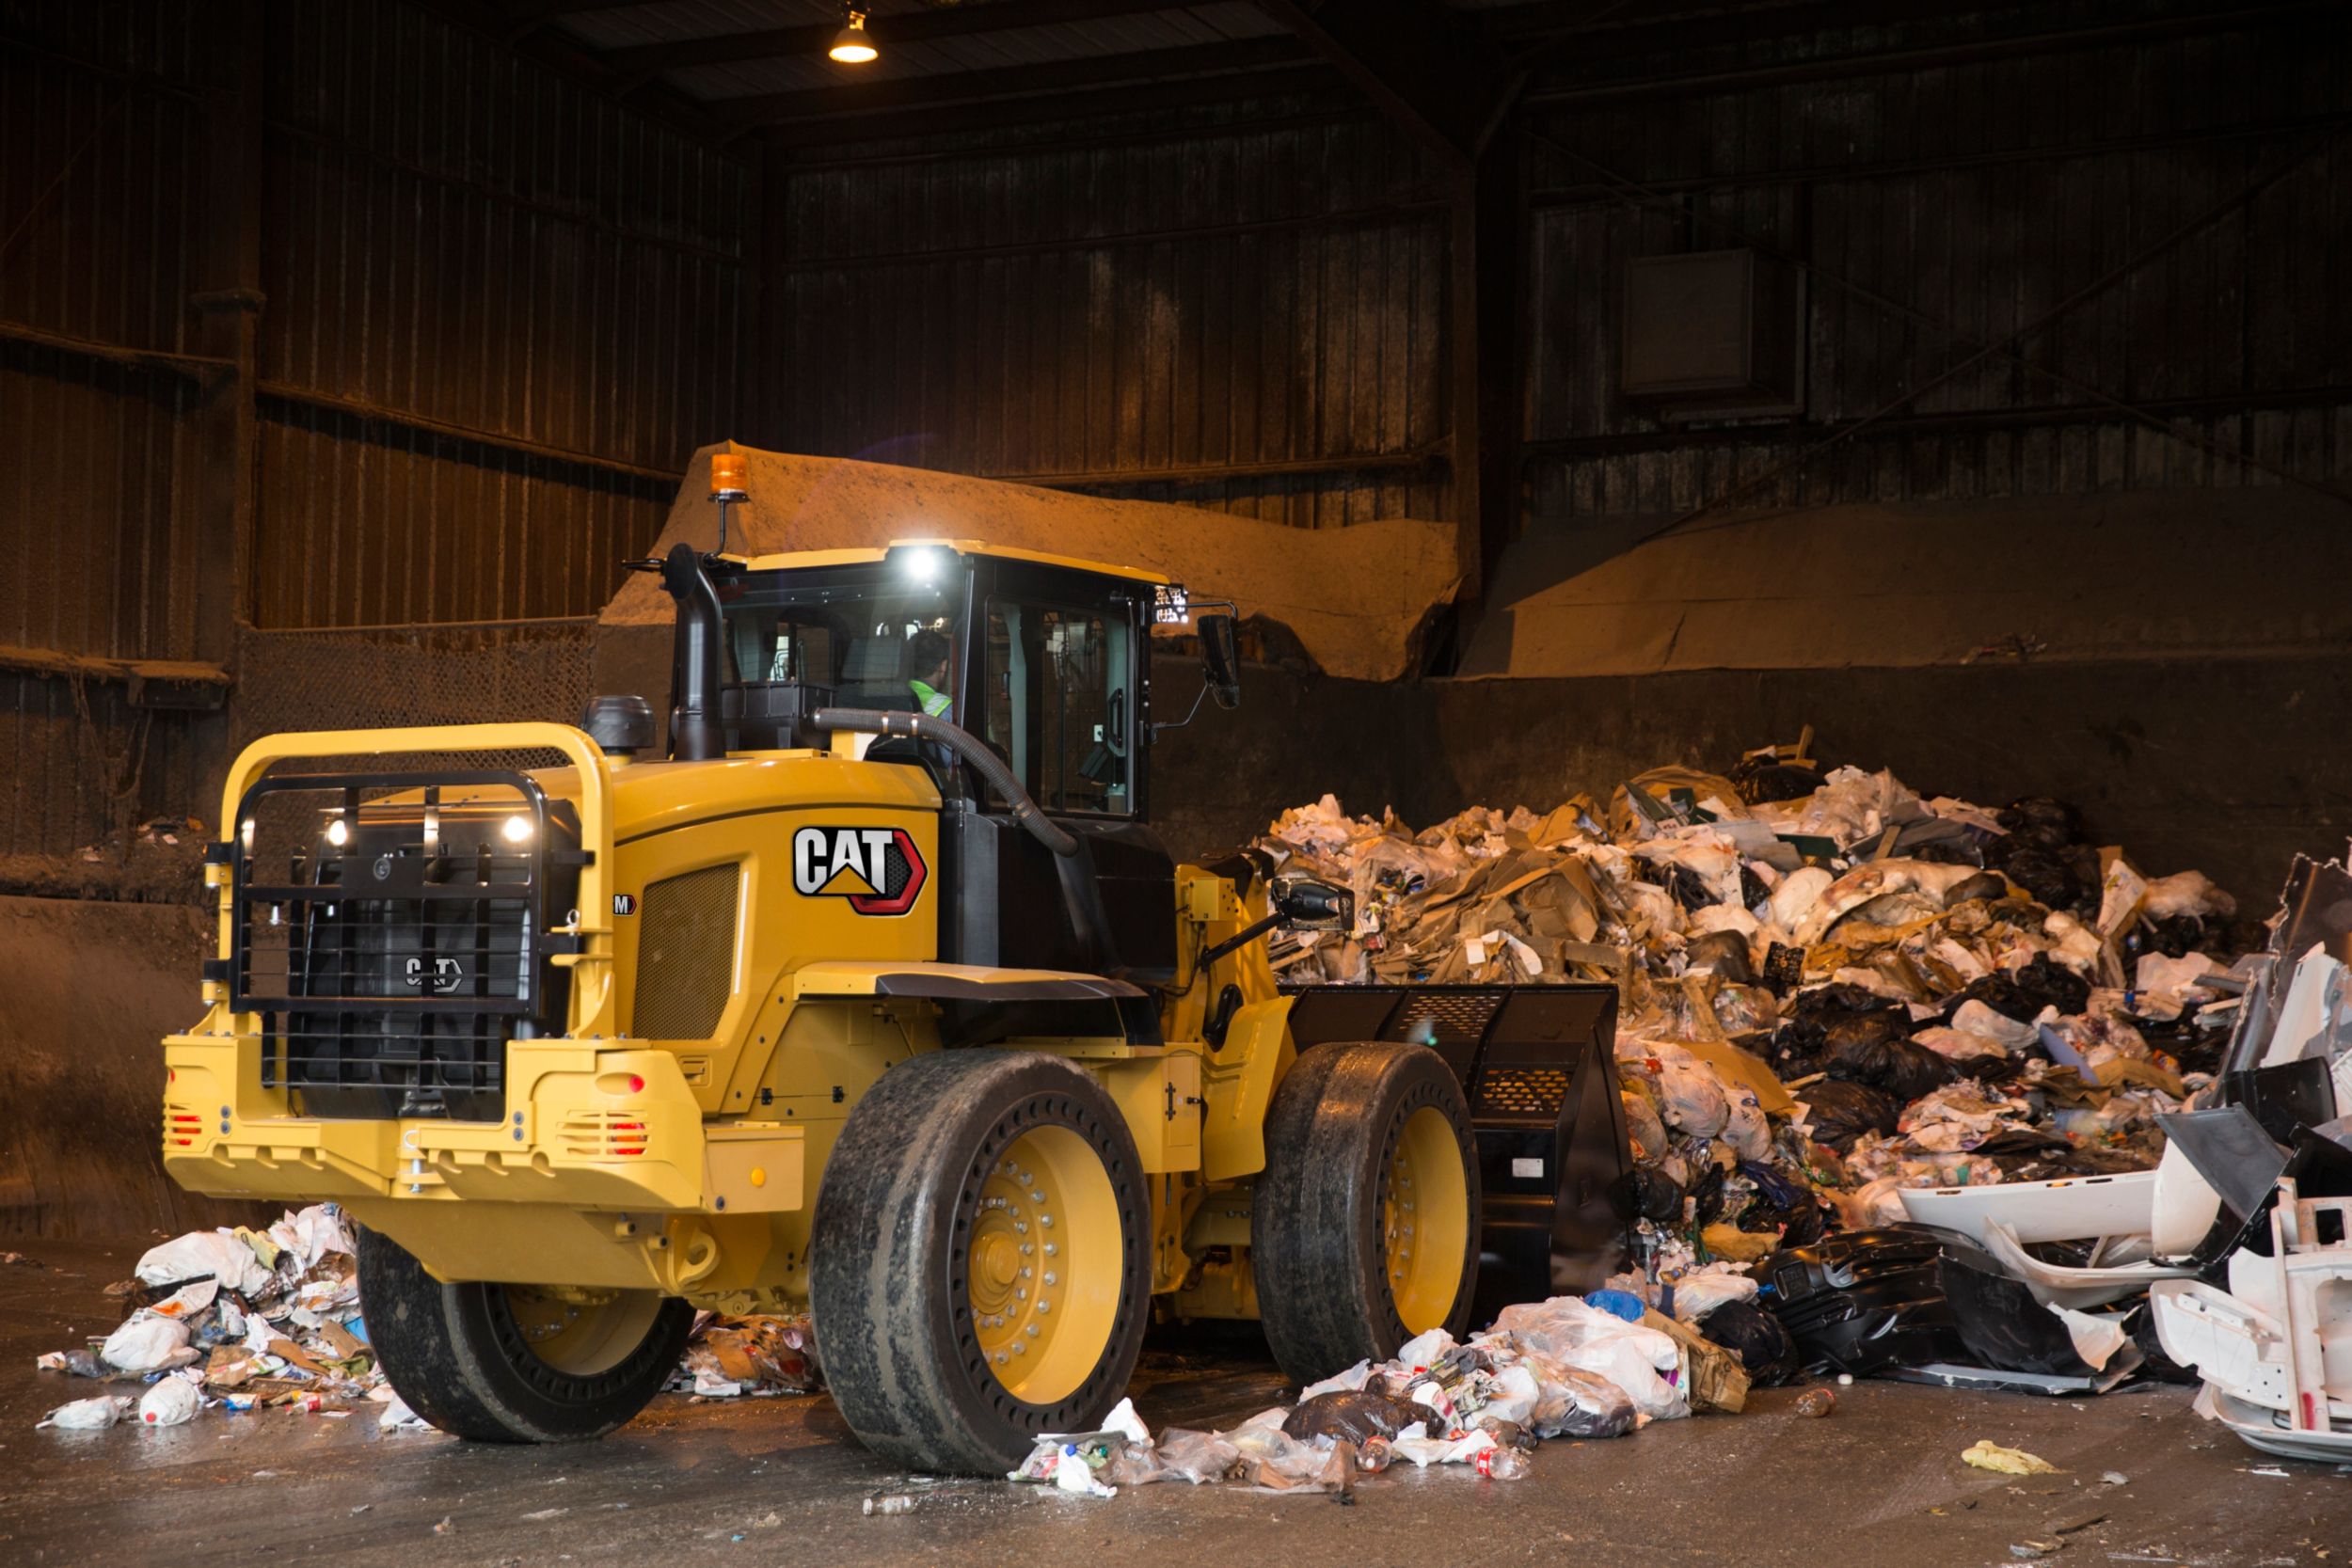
660 541 726 761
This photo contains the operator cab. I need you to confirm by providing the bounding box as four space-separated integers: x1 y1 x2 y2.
657 538 1242 990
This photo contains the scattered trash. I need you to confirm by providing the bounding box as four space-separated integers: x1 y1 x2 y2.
666 1312 819 1399
1793 1387 1836 1418
1963 1439 2062 1475
38 1395 134 1431
136 1375 203 1427
864 1495 917 1516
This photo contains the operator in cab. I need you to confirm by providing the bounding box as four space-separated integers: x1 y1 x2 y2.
907 628 953 717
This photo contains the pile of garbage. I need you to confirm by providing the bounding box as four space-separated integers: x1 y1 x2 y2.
1009 1291 1757 1499
1257 737 2254 1299
32 1205 821 1433
33 1205 393 1433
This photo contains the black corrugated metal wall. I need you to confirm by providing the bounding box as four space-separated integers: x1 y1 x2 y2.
761 106 1453 527
0 0 750 855
1518 15 2352 526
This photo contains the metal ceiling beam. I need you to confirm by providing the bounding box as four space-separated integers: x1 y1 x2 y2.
761 61 1336 146
1248 0 1509 165
600 0 1201 77
722 37 1311 125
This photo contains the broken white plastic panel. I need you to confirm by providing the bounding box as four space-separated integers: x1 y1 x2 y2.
1979 1218 2196 1310
1896 1168 2158 1247
2151 1179 2352 1458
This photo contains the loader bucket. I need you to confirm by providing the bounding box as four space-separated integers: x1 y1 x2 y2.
1282 983 1630 1322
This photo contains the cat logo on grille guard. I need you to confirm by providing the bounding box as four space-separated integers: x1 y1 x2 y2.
790 826 927 916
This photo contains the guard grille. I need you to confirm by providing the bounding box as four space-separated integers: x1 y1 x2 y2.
227 770 580 1122
559 1109 650 1159
631 864 739 1038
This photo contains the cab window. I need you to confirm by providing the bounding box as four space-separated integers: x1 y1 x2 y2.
983 597 1131 816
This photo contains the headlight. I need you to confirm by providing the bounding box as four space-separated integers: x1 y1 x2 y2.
501 815 533 844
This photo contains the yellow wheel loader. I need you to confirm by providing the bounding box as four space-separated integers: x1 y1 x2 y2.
165 533 1628 1471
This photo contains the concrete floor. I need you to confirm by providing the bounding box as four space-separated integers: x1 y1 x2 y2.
3 1240 2344 1567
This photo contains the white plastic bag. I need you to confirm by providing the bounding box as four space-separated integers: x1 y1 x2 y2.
1297 1358 1373 1402
1490 1297 1689 1420
1394 1326 1455 1370
40 1395 135 1431
1671 1263 1759 1323
135 1229 274 1298
137 1376 203 1427
101 1312 192 1373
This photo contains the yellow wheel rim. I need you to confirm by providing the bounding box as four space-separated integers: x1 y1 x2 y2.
503 1285 661 1376
967 1125 1121 1407
1382 1105 1470 1334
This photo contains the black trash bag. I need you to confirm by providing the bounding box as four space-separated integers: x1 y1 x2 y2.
1658 860 1720 912
1540 1369 1640 1440
1283 1390 1425 1445
1827 1027 1960 1104
1699 1299 1803 1386
1734 1158 1830 1248
1997 796 2086 849
1686 928 1755 984
1739 862 1774 911
1947 1053 2026 1086
1910 838 1981 866
1686 1161 1729 1227
1788 983 1899 1027
1945 870 2009 906
1609 1164 1685 1223
2134 914 2209 960
1936 1233 2094 1376
1987 841 2082 911
1755 1227 1970 1377
1794 1080 1903 1151
1730 755 1824 805
1947 955 2090 1026
2126 1299 2199 1386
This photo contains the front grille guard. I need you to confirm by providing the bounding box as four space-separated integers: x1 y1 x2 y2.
227 771 576 1119
203 722 619 1118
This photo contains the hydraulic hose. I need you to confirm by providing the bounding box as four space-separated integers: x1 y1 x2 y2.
812 708 1079 859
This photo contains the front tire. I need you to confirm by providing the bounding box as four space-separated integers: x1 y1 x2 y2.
810 1050 1152 1474
1252 1042 1481 1383
357 1227 692 1443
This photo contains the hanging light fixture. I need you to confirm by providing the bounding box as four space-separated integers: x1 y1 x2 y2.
829 8 878 64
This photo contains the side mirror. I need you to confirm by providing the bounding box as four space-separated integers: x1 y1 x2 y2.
1199 613 1242 710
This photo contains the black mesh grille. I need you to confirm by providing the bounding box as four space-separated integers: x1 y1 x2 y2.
230 770 580 1121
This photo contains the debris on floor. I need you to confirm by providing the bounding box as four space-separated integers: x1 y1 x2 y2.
668 1311 820 1399
32 1203 381 1432
1001 1296 1724 1500
30 1206 828 1433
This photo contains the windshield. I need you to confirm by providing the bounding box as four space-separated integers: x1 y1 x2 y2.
717 564 961 716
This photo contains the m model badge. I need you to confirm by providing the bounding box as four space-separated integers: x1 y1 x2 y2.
791 825 928 916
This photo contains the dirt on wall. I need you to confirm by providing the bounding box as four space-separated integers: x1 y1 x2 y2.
0 895 265 1240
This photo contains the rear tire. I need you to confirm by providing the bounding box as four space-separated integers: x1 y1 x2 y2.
810 1050 1152 1474
357 1227 691 1443
1252 1042 1481 1383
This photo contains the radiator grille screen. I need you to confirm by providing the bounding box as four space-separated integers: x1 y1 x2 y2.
632 864 739 1038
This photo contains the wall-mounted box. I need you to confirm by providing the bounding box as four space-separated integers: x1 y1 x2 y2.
1620 248 1804 420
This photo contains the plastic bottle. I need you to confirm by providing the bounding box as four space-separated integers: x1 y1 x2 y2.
863 1495 916 1516
1475 1445 1531 1481
1794 1386 1836 1418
